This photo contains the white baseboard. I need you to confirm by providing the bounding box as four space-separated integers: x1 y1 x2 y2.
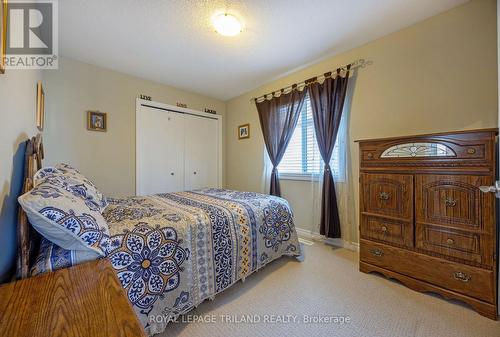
296 228 323 241
324 238 360 251
296 228 359 252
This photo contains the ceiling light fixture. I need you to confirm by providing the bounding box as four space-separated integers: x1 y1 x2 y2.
213 13 242 37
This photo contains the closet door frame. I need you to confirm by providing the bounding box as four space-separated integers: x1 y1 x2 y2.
135 98 222 195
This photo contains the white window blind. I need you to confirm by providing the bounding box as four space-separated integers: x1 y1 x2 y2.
278 95 346 181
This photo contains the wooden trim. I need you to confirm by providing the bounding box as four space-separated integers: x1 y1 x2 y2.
36 82 45 131
360 262 498 319
355 128 498 143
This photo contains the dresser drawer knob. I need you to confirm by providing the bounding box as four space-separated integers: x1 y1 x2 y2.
379 192 391 200
446 238 455 245
453 271 471 283
467 148 476 154
370 248 384 257
444 197 457 207
380 225 388 232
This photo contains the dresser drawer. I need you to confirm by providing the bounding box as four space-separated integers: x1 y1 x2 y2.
415 174 494 232
415 223 494 267
360 239 495 303
360 215 413 247
360 173 413 220
416 224 487 265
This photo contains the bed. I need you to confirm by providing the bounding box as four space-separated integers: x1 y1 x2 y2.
16 135 302 336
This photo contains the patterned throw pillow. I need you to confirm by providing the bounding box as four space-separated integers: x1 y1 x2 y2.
18 178 110 258
33 163 108 212
33 167 62 186
31 238 75 276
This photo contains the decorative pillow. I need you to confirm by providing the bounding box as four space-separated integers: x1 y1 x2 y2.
18 179 110 258
33 167 62 186
31 238 100 276
31 238 75 276
33 164 108 212
55 163 108 211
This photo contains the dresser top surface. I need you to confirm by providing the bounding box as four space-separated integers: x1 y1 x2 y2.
0 259 146 337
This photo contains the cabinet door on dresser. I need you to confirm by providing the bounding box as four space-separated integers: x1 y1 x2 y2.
415 174 495 267
360 173 414 247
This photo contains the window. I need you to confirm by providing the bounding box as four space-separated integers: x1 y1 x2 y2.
278 94 346 181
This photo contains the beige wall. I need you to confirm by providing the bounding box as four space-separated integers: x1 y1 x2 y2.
43 57 226 197
0 69 42 281
225 0 498 240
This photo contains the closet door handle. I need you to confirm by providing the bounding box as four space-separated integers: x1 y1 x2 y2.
193 171 197 175
170 172 174 176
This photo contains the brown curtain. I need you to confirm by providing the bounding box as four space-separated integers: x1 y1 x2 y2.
256 89 307 196
308 66 350 238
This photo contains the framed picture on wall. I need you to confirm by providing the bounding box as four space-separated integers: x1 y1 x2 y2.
36 81 45 131
238 123 250 140
0 0 7 74
87 111 107 132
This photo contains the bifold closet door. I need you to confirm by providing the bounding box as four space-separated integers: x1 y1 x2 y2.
184 114 218 190
136 105 184 195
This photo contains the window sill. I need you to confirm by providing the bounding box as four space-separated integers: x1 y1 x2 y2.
279 173 320 182
279 173 346 183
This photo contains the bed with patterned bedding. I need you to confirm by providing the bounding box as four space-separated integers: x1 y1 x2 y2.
100 188 301 336
19 160 301 336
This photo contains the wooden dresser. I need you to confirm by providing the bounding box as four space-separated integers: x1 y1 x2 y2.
357 129 498 319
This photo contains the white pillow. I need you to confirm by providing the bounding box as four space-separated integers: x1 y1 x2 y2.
18 178 109 258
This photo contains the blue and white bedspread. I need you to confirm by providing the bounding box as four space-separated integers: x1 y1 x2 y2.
102 188 301 336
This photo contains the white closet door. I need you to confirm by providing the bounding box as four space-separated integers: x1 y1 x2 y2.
184 114 218 190
137 105 184 195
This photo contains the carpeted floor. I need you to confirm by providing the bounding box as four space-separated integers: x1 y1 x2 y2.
158 243 500 337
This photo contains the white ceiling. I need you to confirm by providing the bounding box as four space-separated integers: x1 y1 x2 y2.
59 0 468 101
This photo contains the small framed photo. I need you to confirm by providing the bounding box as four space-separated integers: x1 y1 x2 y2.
36 81 45 131
238 123 250 140
87 111 107 132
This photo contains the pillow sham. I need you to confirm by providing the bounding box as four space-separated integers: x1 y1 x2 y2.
33 164 108 212
31 238 73 276
33 167 62 186
18 178 109 258
55 163 108 211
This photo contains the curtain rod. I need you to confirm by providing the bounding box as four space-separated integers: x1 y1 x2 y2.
252 58 370 103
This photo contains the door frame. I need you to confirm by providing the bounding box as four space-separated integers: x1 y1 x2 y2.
135 98 223 195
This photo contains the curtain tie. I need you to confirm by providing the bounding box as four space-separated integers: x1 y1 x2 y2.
272 167 278 174
324 163 331 173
